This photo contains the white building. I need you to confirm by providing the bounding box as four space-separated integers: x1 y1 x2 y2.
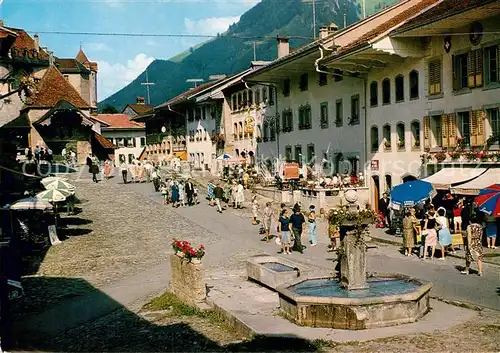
320 0 500 208
95 114 146 165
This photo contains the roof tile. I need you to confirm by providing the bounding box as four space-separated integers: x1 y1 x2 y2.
96 114 145 129
5 27 49 60
124 104 154 115
55 58 90 74
29 66 91 109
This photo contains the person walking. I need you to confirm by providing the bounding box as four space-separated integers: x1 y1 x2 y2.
207 181 215 206
308 205 317 247
436 208 452 259
262 202 274 242
103 160 111 180
290 204 305 253
185 179 195 206
34 145 40 162
402 208 419 256
453 199 464 233
152 168 160 191
90 154 99 183
213 182 224 213
278 209 292 254
252 195 259 225
171 181 179 208
120 161 128 184
235 182 245 209
178 181 186 207
422 208 438 259
485 216 497 249
379 193 391 228
461 215 484 276
70 150 77 167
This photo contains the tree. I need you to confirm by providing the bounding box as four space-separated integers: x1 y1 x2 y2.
102 105 119 114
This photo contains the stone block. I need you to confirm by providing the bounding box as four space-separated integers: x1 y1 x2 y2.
246 255 302 290
340 232 368 290
77 141 92 165
170 254 206 305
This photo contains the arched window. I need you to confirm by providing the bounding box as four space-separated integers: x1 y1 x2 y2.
263 122 269 141
370 126 379 152
383 124 391 151
409 70 419 99
395 75 404 102
370 81 378 107
411 120 421 149
239 122 244 138
396 122 405 150
233 123 238 139
256 124 262 138
237 93 242 109
382 78 391 105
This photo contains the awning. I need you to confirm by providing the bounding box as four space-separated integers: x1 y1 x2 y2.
421 167 487 190
173 151 187 161
451 168 500 196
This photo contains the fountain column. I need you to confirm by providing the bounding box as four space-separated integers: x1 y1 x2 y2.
339 226 368 290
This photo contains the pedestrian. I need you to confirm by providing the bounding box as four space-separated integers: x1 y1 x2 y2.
152 168 160 191
436 208 452 259
137 163 145 183
145 161 153 183
171 181 179 207
402 208 419 256
252 195 259 225
185 179 195 206
86 153 92 171
278 209 291 254
160 181 168 205
421 208 438 259
231 181 237 208
120 160 128 184
26 147 33 161
485 215 497 249
461 215 484 276
90 154 99 183
34 144 40 162
379 192 391 228
194 186 199 204
223 181 231 203
70 150 77 167
235 181 245 209
213 182 224 213
178 180 186 207
103 160 111 180
262 202 274 242
308 205 317 247
207 181 215 206
290 204 305 253
40 147 46 162
453 199 464 233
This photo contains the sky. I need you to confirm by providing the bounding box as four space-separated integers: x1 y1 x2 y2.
1 0 260 100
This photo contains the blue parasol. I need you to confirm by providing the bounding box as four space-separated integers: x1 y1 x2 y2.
389 180 436 210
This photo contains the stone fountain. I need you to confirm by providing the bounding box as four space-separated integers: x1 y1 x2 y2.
276 190 432 330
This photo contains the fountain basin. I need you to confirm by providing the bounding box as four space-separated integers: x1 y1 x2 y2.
246 255 303 290
277 273 432 330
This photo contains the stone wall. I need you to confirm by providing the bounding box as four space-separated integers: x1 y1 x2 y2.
77 141 92 165
170 254 206 305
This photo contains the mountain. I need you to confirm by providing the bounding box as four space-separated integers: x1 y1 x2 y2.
99 0 396 111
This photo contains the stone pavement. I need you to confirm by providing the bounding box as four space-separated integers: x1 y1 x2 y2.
14 168 500 345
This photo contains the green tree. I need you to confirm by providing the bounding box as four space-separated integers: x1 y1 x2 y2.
102 105 119 114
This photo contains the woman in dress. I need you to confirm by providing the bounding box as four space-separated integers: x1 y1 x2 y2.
436 208 452 259
103 160 111 180
171 181 179 208
207 181 215 206
402 208 419 256
462 215 484 276
223 181 231 204
422 208 438 259
485 216 497 249
236 182 245 209
251 195 259 225
278 209 291 255
308 205 317 247
178 181 185 207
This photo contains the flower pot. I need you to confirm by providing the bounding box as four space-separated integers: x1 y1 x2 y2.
190 258 202 264
176 251 185 258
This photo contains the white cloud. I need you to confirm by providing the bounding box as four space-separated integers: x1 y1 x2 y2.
97 53 155 101
184 16 240 36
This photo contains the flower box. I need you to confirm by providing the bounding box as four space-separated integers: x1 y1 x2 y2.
172 239 205 263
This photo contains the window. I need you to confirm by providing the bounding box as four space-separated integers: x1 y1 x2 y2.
409 70 419 99
370 126 379 152
431 115 442 147
195 107 202 120
333 69 343 82
428 59 442 95
395 75 404 102
202 106 206 120
299 73 308 91
239 122 244 138
243 91 248 107
187 108 193 121
63 74 69 81
458 111 471 145
320 102 328 129
268 87 275 106
282 109 293 132
270 122 276 141
140 137 146 147
295 145 303 166
383 124 391 150
318 72 327 86
232 95 237 111
350 95 360 125
307 144 315 166
233 123 238 137
382 78 390 104
396 122 405 150
455 53 469 90
283 79 290 97
255 89 261 104
485 45 499 85
298 104 311 130
263 122 269 142
285 146 292 162
237 93 242 109
488 109 499 137
370 81 378 107
262 87 268 103
411 120 420 149
335 99 343 127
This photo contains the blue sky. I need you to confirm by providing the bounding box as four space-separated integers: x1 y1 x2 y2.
1 0 259 100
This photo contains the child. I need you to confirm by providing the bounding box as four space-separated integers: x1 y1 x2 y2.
252 195 259 225
328 223 340 251
278 209 291 254
160 182 168 205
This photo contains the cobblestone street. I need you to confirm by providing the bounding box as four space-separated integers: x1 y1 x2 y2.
12 168 500 351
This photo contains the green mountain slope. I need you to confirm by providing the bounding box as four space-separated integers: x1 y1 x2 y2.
99 0 395 111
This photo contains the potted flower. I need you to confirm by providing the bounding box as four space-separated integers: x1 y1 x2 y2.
434 152 447 163
397 139 405 149
384 140 391 149
449 151 461 161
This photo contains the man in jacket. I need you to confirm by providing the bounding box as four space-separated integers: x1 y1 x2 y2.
185 179 195 206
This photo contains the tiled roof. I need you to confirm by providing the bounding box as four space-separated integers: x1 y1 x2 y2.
0 26 17 38
158 80 223 108
93 131 115 149
76 48 90 64
5 27 49 60
124 103 154 115
89 62 98 72
55 58 90 74
396 0 496 33
96 114 145 129
336 0 440 55
29 66 91 109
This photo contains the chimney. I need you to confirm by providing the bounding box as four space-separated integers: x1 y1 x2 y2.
277 37 290 59
47 50 54 66
136 97 145 105
34 34 40 52
319 27 329 40
328 23 339 35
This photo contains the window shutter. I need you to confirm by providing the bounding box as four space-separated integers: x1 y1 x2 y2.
477 110 486 146
441 114 449 148
448 113 457 148
423 116 430 148
468 52 476 88
451 56 458 91
475 49 483 87
470 110 479 146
